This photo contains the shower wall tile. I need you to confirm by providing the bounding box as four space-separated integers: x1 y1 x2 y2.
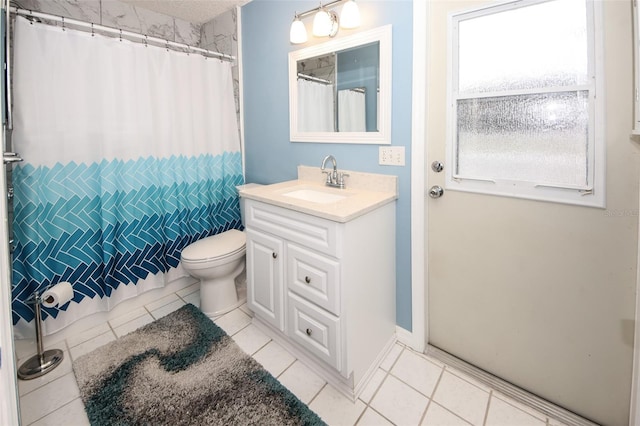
18 0 101 24
174 18 201 46
101 0 173 40
19 0 202 45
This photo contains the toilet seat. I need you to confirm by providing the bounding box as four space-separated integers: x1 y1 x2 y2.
181 229 246 263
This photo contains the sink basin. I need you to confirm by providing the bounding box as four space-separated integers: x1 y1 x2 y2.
282 188 348 204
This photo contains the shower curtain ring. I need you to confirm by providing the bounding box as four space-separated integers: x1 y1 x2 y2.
143 35 148 47
29 10 34 25
119 29 123 42
91 23 95 37
61 16 65 31
166 40 169 51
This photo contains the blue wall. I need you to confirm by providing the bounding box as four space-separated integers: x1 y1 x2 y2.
241 0 413 330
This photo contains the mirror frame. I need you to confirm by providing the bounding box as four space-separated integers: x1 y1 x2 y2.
289 25 392 144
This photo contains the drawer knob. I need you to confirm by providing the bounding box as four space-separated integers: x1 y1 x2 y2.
272 252 278 259
305 328 312 336
304 276 311 284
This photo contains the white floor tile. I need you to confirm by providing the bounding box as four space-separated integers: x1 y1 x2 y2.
112 313 154 338
232 324 271 355
149 299 185 319
252 341 295 378
144 293 181 312
391 349 443 397
357 408 394 426
108 306 148 328
485 395 546 426
19 373 80 425
359 369 387 404
69 331 116 361
277 360 326 404
66 323 111 349
181 290 201 307
379 343 403 371
18 350 72 397
239 302 253 317
432 371 490 426
14 338 38 361
30 398 90 426
176 282 200 298
213 309 251 336
370 374 429 426
422 402 471 426
310 384 367 426
492 392 547 422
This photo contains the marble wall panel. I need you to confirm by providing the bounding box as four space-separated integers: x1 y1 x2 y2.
15 0 201 45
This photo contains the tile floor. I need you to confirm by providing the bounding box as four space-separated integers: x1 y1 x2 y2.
14 285 567 426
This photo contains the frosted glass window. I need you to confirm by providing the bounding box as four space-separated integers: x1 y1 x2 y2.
456 92 589 187
448 0 602 206
458 0 588 94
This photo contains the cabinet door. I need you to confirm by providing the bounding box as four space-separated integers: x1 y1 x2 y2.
246 228 284 331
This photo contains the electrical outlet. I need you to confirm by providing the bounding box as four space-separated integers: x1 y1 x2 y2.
379 146 405 166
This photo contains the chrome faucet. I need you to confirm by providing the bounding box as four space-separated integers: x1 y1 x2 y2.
321 155 349 189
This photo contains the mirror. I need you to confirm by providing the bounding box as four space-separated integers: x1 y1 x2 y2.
289 25 392 144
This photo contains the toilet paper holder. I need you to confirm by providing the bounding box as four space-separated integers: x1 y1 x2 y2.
17 287 65 380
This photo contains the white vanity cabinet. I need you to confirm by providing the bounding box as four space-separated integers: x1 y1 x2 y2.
244 198 396 400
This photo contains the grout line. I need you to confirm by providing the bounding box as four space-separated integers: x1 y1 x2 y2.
482 390 493 426
307 382 328 407
418 365 446 425
363 405 396 426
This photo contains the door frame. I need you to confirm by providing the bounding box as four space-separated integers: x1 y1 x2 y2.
405 0 428 352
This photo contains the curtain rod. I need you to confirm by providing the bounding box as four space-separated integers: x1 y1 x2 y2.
9 7 235 62
297 73 332 84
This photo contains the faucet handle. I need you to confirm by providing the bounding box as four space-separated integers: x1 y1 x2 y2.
322 170 332 184
337 172 349 188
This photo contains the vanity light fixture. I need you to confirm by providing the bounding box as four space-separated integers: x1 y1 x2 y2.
289 0 361 44
290 15 308 44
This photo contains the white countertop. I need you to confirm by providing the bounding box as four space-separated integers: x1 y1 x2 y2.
238 167 398 223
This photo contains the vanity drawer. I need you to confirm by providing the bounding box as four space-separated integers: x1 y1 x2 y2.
245 200 339 257
287 243 340 315
287 292 341 371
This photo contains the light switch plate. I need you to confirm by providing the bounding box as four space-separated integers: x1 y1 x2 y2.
379 146 405 166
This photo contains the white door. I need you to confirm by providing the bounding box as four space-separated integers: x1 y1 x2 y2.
426 1 637 425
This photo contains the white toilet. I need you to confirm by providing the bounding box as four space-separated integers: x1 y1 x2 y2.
180 184 260 318
181 229 246 317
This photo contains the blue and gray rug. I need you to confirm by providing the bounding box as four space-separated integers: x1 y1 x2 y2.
72 304 326 425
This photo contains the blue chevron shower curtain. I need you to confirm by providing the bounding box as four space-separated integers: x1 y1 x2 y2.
10 16 243 338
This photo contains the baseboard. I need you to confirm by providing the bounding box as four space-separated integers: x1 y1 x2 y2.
396 325 425 352
427 345 599 426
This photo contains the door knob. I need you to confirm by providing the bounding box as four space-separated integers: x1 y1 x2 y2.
429 186 444 198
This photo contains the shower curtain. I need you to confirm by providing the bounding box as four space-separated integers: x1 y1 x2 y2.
338 89 366 132
297 78 334 132
10 16 243 337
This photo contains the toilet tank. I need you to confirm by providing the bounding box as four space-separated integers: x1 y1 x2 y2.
236 183 263 227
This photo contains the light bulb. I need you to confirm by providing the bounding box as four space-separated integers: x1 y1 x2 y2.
313 8 332 37
290 16 308 44
340 0 360 29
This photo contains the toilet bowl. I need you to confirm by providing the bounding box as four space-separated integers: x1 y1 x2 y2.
181 229 246 318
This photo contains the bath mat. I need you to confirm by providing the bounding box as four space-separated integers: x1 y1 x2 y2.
72 304 326 426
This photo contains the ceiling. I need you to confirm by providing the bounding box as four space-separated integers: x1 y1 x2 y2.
119 0 251 24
